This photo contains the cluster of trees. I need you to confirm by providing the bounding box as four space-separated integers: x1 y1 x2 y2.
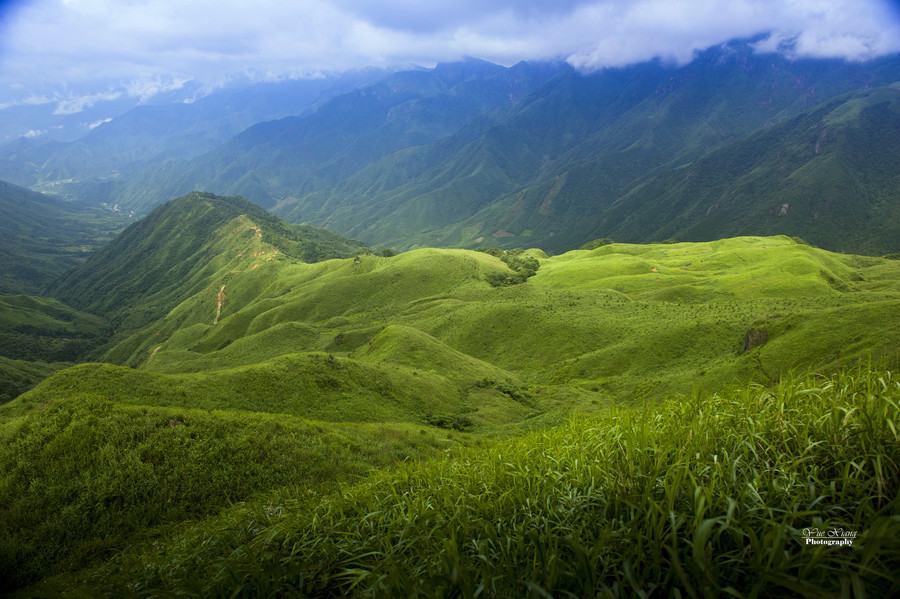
477 248 540 287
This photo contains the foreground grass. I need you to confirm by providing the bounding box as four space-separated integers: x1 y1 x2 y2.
37 365 900 597
0 396 455 592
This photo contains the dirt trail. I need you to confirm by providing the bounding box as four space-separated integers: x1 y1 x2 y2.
146 345 162 365
214 285 226 324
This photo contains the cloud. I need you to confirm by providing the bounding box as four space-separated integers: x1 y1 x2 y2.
0 93 54 111
87 117 112 129
0 0 898 105
52 90 123 115
22 128 46 137
124 76 191 102
750 0 900 61
563 0 900 70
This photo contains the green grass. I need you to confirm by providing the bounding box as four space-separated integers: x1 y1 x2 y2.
0 394 456 591
10 351 531 427
96 237 900 406
33 365 900 597
4 224 900 595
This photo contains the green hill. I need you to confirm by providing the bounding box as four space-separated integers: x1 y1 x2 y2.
0 295 111 402
49 191 368 329
3 194 900 594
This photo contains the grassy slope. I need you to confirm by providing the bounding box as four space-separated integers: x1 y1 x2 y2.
0 295 111 402
35 366 900 597
0 394 456 591
48 192 368 329
3 235 900 593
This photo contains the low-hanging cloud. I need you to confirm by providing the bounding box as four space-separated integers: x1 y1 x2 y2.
0 0 898 107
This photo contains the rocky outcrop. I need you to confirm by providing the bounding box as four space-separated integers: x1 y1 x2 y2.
743 324 768 352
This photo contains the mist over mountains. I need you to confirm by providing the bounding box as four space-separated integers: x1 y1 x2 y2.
3 40 899 256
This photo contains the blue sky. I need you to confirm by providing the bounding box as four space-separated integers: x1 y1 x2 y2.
1 0 899 120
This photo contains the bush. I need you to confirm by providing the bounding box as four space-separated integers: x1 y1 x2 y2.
579 238 614 250
479 248 540 286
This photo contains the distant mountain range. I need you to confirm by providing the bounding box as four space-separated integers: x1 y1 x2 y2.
2 41 899 255
0 70 383 192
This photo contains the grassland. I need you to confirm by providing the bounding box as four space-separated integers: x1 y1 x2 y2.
23 366 900 597
3 223 900 595
109 235 900 402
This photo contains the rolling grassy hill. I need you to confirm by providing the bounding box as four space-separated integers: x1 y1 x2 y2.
91 230 900 401
3 194 899 594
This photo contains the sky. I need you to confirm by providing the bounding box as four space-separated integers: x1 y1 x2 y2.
1 0 900 121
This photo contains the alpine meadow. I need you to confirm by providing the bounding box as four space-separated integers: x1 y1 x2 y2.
0 27 899 599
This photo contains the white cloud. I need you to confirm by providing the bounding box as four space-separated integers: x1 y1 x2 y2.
87 117 112 129
564 0 900 70
0 0 897 103
52 90 123 115
0 94 55 111
124 76 191 102
22 128 46 137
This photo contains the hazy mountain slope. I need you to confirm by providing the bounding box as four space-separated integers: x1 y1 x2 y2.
271 60 671 243
48 192 367 330
0 73 381 194
0 137 68 186
270 46 900 253
114 60 561 212
0 180 129 294
585 84 900 254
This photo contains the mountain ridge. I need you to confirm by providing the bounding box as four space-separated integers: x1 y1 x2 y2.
48 192 368 331
3 46 899 257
